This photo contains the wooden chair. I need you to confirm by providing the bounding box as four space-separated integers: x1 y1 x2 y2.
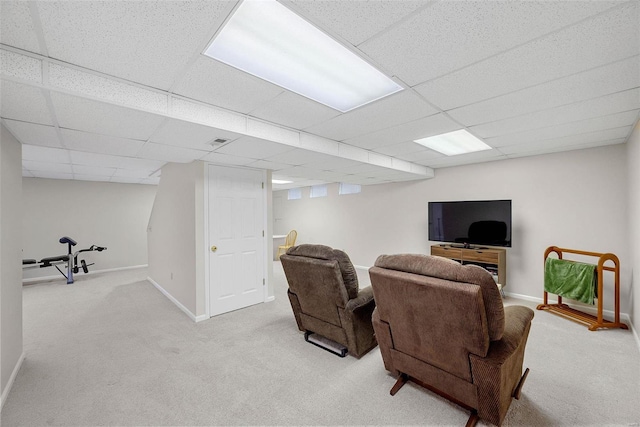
276 230 297 259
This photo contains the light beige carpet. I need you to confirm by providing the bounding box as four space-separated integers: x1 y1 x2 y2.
2 263 639 426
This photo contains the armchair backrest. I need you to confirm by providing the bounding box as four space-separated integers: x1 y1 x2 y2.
281 244 359 326
370 254 505 381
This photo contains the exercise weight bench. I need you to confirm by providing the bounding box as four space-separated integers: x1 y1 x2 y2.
23 236 107 284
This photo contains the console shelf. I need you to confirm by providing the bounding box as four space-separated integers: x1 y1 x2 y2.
431 245 507 288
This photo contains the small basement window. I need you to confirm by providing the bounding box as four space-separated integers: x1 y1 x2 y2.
310 184 328 198
288 188 302 200
339 183 361 195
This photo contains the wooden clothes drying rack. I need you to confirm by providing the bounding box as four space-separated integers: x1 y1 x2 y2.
536 246 628 331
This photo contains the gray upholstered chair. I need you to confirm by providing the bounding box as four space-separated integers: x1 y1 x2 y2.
370 254 534 426
280 244 377 358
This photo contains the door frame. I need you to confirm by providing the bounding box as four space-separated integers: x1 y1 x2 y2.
203 163 269 318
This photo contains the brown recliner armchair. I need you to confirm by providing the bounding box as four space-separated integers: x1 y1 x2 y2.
370 254 534 426
280 244 377 358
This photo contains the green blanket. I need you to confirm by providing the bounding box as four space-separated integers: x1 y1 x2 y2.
544 258 596 305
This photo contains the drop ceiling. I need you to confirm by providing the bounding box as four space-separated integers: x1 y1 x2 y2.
1 0 638 190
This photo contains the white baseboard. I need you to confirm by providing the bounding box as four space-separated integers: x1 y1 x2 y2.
506 291 630 321
146 276 207 323
1 351 25 412
625 318 640 353
266 296 275 302
22 264 148 285
507 291 639 352
194 314 209 322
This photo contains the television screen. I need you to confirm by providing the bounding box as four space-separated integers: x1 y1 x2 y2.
428 200 512 247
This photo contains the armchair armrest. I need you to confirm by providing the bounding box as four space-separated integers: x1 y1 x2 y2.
469 305 534 425
482 305 535 363
345 286 375 312
340 286 377 357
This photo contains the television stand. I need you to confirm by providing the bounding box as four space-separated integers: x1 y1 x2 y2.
447 243 489 250
431 244 507 288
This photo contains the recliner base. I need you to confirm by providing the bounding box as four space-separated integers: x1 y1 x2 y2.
304 331 347 357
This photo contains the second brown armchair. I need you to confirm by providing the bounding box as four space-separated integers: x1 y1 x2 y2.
370 254 534 426
280 244 377 358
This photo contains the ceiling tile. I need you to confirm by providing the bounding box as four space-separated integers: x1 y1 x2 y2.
51 92 165 140
420 149 507 169
60 128 144 156
299 134 339 156
37 1 234 90
118 157 165 172
245 159 291 171
246 119 299 146
3 119 62 148
113 168 156 179
305 91 438 141
303 157 362 171
372 141 425 157
448 57 640 126
499 126 631 154
173 56 283 114
23 160 72 174
290 0 428 46
341 176 385 186
22 145 70 163
343 113 459 150
487 110 639 147
72 164 116 177
150 118 240 150
214 136 296 159
394 149 444 163
1 49 42 83
201 152 256 166
48 63 168 115
30 171 73 180
136 142 208 163
74 174 111 182
248 91 340 130
265 149 339 166
69 151 126 168
110 176 143 184
170 97 247 134
0 2 42 54
0 80 52 125
416 3 640 110
273 166 320 178
506 138 626 159
470 88 640 138
360 1 621 85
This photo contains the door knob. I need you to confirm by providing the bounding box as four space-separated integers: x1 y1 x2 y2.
211 245 217 252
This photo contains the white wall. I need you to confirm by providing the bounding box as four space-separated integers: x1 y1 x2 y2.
627 120 640 335
147 161 204 318
1 125 23 408
22 178 156 280
148 162 275 321
275 144 631 314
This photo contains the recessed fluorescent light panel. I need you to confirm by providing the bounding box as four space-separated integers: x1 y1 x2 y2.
414 130 492 156
203 0 403 112
272 179 293 184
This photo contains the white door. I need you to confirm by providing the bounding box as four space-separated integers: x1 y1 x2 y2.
208 165 265 316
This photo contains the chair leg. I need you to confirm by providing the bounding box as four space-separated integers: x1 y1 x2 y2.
513 367 530 400
390 373 408 396
465 411 479 427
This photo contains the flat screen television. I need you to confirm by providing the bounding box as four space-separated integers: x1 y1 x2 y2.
428 200 512 248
